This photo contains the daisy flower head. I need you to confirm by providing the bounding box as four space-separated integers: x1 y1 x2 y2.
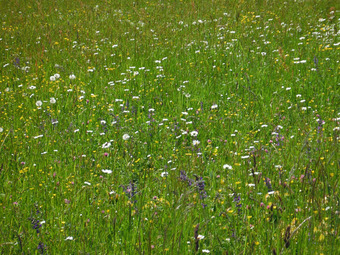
223 164 233 170
190 130 198 137
123 134 130 140
36 100 43 107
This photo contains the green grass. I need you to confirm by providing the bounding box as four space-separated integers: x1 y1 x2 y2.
0 0 339 254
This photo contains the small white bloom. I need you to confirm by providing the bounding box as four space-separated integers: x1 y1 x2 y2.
193 140 200 146
161 171 168 177
102 169 113 174
123 134 130 140
0 127 3 132
36 100 42 107
69 74 76 80
211 104 218 109
241 155 250 159
223 164 233 170
84 182 91 185
202 249 210 253
197 235 205 240
50 76 56 81
102 142 111 148
65 236 74 241
50 97 56 104
54 73 60 79
190 131 198 137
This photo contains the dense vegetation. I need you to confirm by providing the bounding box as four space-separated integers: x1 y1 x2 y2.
0 0 339 254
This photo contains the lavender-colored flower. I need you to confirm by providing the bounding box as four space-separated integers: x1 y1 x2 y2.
37 242 46 254
264 178 273 192
121 181 138 203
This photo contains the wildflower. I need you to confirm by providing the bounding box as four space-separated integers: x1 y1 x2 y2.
197 235 205 240
102 169 112 174
121 181 138 203
190 130 198 137
264 178 273 192
64 199 71 204
193 140 200 146
102 142 111 148
37 242 46 254
50 97 56 104
161 171 168 177
180 171 193 186
65 236 74 241
69 74 76 80
50 75 56 81
223 164 232 170
54 73 60 79
0 127 3 132
123 134 130 140
36 100 42 107
202 250 210 253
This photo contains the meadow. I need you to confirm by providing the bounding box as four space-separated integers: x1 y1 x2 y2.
0 0 339 254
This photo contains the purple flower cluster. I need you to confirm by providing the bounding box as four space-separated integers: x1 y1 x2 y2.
180 171 207 208
28 204 46 254
121 181 138 203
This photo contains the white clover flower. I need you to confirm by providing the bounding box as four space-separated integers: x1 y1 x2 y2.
190 131 198 137
123 134 130 140
211 104 218 109
69 74 76 80
223 164 233 170
50 97 56 104
50 76 56 81
36 100 42 107
102 169 112 174
54 73 60 79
